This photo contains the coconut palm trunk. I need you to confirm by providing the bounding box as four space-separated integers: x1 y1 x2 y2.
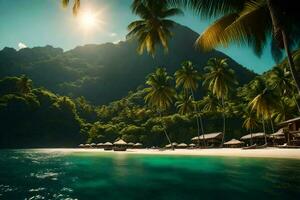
221 96 226 147
267 0 300 95
262 118 267 144
159 111 174 150
191 90 206 148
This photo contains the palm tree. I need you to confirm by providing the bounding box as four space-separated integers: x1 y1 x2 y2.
203 58 238 146
174 61 205 147
269 66 300 113
127 0 183 56
243 110 258 145
61 0 80 15
144 67 176 149
175 93 194 115
249 88 278 144
130 0 300 95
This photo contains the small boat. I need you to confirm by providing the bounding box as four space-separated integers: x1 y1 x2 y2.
242 144 257 150
256 143 268 149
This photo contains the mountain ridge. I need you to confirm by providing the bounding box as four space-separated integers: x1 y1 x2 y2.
0 23 256 104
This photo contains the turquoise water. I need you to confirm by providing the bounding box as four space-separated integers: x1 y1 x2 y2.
0 149 300 200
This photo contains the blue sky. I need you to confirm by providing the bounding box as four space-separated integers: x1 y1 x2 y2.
0 0 275 73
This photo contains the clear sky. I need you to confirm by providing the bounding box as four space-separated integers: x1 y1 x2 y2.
0 0 275 73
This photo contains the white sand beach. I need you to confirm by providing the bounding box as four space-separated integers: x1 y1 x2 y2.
60 148 300 160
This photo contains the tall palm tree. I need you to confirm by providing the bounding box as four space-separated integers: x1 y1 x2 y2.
269 66 300 113
174 61 205 147
249 88 278 144
130 0 300 95
203 58 238 146
144 67 176 149
243 109 258 145
61 0 80 15
127 0 183 56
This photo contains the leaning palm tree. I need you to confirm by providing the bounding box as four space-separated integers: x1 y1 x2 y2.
243 109 258 145
175 61 205 147
249 88 278 144
130 0 300 94
144 67 176 149
203 58 238 146
127 0 183 56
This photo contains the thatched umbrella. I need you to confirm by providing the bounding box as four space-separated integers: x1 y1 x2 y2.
134 143 143 149
177 143 188 149
189 143 196 149
78 144 84 148
113 139 127 151
97 143 103 148
103 142 113 151
90 143 96 147
172 142 178 147
84 144 91 148
224 139 244 148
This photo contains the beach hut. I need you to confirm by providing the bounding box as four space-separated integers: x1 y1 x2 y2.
278 117 300 146
240 133 269 145
270 128 285 145
113 139 127 151
103 142 113 151
224 139 244 148
127 142 135 149
192 132 223 147
90 143 96 148
96 143 103 148
177 143 188 149
133 143 143 149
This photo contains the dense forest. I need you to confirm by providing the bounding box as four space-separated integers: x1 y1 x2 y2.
1 48 299 148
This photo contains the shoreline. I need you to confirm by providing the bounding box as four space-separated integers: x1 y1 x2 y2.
31 148 300 160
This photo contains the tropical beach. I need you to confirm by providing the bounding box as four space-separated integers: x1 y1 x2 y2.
1 0 300 199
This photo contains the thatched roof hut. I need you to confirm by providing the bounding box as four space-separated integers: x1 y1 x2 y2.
192 132 223 141
177 143 188 149
240 133 267 140
224 139 244 148
192 132 223 147
97 143 103 147
271 128 285 139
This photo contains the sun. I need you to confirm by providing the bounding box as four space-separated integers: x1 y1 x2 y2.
79 10 98 30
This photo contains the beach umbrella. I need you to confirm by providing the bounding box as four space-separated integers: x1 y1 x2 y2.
79 144 84 147
172 142 178 146
90 143 96 147
113 139 127 145
127 142 135 146
134 143 142 146
104 142 113 146
189 143 196 147
178 143 188 147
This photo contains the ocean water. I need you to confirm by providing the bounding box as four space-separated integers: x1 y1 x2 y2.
0 149 299 200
